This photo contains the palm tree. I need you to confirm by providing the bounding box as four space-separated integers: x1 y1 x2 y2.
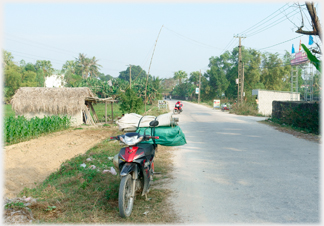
76 54 102 79
62 60 77 74
89 56 102 78
76 53 91 79
173 70 188 84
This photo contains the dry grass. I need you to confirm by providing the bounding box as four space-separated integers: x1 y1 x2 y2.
11 87 96 115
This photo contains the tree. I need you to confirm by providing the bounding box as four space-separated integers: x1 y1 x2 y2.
206 54 230 98
35 60 54 77
173 70 188 84
295 2 322 41
76 53 90 79
21 70 37 87
4 65 21 98
3 50 14 66
118 65 147 83
62 60 78 74
119 88 143 114
98 73 113 81
75 54 102 79
189 71 200 86
35 69 45 87
294 2 322 56
89 56 102 77
24 63 36 72
64 71 83 87
260 52 291 91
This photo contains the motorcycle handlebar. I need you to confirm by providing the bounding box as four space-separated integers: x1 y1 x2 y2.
146 136 159 140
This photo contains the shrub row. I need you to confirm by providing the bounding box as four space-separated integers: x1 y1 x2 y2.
5 115 71 145
271 101 320 134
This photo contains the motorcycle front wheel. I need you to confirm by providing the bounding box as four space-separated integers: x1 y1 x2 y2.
118 174 134 218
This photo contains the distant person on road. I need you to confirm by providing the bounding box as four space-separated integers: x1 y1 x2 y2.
175 101 183 111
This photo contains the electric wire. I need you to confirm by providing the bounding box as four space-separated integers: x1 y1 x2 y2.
220 38 236 55
246 9 300 37
258 35 303 51
163 26 223 50
240 3 290 35
5 33 78 55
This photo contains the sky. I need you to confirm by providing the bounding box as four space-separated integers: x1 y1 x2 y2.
2 1 322 79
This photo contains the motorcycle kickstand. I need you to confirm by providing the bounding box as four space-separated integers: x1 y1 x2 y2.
145 194 152 201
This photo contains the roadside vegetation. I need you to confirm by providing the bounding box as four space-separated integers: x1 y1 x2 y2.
4 101 164 145
5 115 71 145
6 106 177 224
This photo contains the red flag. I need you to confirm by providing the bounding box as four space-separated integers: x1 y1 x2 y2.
299 39 301 51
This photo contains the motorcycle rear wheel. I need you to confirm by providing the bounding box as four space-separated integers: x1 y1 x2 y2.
118 174 134 218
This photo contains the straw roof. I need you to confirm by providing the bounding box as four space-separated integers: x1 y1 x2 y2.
11 87 96 115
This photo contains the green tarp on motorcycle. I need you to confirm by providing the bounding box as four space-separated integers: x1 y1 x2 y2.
136 126 187 146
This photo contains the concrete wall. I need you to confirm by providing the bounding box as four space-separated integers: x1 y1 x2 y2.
23 111 82 127
252 89 300 116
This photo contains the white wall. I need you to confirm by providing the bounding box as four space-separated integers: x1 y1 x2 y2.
22 111 82 127
45 74 66 88
253 89 300 116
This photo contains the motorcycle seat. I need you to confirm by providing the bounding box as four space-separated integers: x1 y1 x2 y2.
137 143 155 156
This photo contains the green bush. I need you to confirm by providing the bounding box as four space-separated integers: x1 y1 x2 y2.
119 88 143 114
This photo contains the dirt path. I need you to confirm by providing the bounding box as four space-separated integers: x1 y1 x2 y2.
4 127 113 198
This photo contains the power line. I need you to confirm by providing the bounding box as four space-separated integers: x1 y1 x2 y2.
5 33 79 55
164 26 223 50
239 3 290 35
258 35 304 51
220 37 236 55
246 10 300 37
7 49 67 64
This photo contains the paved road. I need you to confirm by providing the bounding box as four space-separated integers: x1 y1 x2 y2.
167 100 320 224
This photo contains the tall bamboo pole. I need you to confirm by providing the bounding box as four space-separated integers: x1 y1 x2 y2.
144 25 163 113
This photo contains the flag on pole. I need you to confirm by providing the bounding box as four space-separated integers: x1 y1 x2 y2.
299 40 301 51
309 35 314 45
291 44 295 54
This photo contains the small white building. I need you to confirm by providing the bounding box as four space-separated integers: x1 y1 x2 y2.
45 74 66 87
252 89 300 116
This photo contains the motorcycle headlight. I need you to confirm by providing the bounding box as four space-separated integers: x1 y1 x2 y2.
122 135 143 146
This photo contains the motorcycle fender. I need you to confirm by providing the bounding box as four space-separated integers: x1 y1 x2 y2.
120 163 138 178
141 166 151 196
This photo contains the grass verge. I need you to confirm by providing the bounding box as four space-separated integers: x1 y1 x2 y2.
259 119 320 143
13 108 178 224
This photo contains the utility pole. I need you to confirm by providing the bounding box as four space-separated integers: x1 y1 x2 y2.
234 35 246 104
144 25 163 113
198 70 201 104
128 64 132 89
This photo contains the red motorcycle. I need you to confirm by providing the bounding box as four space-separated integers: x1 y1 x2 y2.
174 102 183 114
111 120 159 218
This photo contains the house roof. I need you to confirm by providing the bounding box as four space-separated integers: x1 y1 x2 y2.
11 87 96 115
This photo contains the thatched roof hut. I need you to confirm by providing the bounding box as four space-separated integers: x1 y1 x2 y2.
11 87 96 115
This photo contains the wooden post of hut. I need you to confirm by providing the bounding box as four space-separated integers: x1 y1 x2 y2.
111 102 113 123
105 101 107 124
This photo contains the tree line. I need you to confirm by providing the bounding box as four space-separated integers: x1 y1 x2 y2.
3 44 320 108
169 46 321 103
3 51 163 113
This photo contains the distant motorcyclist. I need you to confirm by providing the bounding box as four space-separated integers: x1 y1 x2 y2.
175 101 183 112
